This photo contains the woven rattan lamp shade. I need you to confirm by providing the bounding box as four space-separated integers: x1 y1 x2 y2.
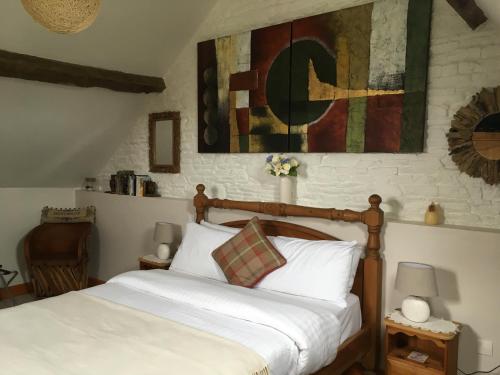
21 0 101 34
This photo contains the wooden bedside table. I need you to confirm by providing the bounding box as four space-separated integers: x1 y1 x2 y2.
139 255 172 270
385 317 460 375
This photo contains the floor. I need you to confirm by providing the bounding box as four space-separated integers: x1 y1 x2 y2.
0 293 34 309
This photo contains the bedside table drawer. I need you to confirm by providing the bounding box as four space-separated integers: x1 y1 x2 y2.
387 357 443 375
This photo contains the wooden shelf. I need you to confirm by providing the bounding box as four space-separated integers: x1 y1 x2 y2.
388 347 444 372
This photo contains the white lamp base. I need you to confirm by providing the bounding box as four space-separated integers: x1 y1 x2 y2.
156 243 171 260
401 295 431 323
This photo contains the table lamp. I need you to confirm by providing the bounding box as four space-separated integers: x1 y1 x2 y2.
395 262 438 323
154 222 174 260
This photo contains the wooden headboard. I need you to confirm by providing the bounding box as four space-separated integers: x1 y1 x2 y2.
193 184 384 370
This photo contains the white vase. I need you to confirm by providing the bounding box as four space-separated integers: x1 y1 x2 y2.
279 177 293 204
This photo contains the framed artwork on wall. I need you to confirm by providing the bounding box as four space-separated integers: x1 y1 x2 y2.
197 0 433 154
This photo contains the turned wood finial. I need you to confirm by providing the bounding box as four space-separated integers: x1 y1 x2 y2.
196 184 206 195
369 194 382 209
194 184 208 223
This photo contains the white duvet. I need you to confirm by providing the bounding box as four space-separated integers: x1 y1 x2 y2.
85 270 361 375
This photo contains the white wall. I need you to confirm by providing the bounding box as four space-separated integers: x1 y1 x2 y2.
0 188 75 285
76 190 500 374
76 191 190 280
0 0 216 188
101 0 500 229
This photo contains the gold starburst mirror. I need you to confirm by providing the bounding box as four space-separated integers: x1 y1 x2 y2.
447 86 500 185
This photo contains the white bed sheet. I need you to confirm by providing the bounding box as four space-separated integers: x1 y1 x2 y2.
85 270 361 375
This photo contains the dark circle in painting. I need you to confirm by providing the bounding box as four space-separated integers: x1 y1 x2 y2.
475 112 500 132
203 109 218 126
203 67 217 87
203 90 217 108
266 39 337 126
204 125 218 146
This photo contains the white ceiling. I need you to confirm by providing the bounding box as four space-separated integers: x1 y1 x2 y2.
0 0 216 187
0 0 216 76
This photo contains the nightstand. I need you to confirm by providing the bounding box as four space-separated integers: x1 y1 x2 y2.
385 317 460 375
139 255 172 270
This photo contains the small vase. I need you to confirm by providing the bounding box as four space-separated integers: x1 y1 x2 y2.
279 177 293 204
424 203 440 225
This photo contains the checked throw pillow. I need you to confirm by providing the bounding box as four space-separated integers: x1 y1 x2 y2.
212 217 286 288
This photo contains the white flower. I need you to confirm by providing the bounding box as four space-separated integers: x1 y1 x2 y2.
281 168 290 175
272 155 280 163
282 163 291 171
290 159 299 167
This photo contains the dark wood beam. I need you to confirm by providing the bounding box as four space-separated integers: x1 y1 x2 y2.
446 0 488 30
0 49 165 94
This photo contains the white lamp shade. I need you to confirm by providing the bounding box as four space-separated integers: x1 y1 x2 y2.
154 222 174 244
395 262 438 298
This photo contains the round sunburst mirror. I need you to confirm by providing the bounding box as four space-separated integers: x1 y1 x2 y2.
447 86 500 185
21 0 101 34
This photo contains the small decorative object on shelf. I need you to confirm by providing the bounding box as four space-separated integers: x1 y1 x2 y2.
144 181 161 197
385 315 460 375
265 154 300 204
83 177 97 191
139 255 171 270
154 222 174 260
396 262 438 323
424 202 440 225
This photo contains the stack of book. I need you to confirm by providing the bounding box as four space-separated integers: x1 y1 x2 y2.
109 171 157 197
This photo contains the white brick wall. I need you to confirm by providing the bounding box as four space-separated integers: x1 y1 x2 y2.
101 0 500 229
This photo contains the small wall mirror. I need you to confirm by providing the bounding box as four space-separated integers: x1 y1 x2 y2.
149 112 180 173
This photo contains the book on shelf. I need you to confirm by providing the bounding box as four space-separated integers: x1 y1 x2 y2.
135 175 151 197
407 351 429 363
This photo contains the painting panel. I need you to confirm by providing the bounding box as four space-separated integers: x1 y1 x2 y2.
197 0 432 154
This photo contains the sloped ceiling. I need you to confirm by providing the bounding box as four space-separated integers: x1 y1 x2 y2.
0 0 216 187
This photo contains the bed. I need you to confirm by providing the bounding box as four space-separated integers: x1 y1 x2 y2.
0 184 383 375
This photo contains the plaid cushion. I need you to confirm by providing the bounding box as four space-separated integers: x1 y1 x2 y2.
212 217 286 288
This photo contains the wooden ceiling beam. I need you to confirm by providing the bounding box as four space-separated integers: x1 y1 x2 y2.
446 0 488 30
0 49 166 94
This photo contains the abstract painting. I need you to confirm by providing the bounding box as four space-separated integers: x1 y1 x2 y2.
198 0 432 153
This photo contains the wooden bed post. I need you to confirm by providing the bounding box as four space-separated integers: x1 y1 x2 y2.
194 184 209 223
193 184 385 373
361 195 384 371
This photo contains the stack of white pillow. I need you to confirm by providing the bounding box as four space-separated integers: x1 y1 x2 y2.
170 221 364 308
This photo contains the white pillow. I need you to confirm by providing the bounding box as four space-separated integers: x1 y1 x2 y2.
200 220 363 304
257 237 360 307
201 220 363 290
200 220 240 234
170 222 233 282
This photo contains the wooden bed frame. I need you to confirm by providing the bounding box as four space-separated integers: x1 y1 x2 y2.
194 184 384 375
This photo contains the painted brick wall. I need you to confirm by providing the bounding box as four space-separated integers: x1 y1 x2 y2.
101 0 500 229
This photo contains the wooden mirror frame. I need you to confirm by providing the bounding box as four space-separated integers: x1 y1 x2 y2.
148 111 181 173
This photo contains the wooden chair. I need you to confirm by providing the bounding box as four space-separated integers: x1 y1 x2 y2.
24 222 92 298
